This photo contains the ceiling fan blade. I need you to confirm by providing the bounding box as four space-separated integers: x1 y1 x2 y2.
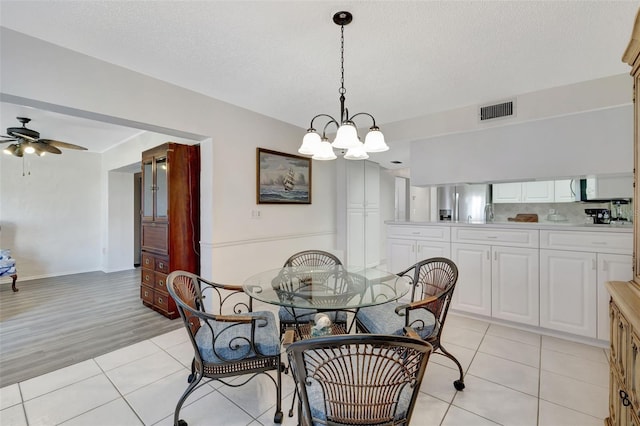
41 139 88 150
33 142 62 154
16 133 37 142
0 135 18 140
0 139 18 144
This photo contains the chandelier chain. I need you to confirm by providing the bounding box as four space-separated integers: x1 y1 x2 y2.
339 24 345 96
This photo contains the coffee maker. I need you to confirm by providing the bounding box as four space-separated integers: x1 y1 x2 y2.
585 208 611 224
610 200 631 223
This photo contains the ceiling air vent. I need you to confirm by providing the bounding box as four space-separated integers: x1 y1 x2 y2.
479 100 515 122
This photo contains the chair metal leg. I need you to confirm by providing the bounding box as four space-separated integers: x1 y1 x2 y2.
274 361 283 423
174 369 203 426
437 342 465 390
11 274 18 292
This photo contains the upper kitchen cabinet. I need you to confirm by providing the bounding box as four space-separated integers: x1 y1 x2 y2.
493 181 557 203
554 179 576 202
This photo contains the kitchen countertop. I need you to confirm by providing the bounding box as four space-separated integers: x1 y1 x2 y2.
386 220 633 233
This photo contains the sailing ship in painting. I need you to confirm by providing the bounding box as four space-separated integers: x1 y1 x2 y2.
283 168 295 191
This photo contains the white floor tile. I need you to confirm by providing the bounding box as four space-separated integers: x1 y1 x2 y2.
221 372 295 419
125 369 215 425
468 352 539 396
23 374 120 426
150 328 189 349
452 375 538 426
95 340 161 372
163 340 198 369
419 363 460 403
538 399 602 426
0 404 27 426
541 348 609 387
59 398 143 426
409 392 450 425
20 359 102 401
430 341 476 373
0 383 22 410
539 370 608 419
106 350 186 395
478 334 540 367
154 390 254 426
486 323 541 347
445 314 491 334
441 325 485 351
441 405 500 426
541 335 608 363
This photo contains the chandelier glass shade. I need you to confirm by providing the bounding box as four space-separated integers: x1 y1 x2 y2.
298 11 389 161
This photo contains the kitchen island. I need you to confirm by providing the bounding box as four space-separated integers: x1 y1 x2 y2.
386 221 632 344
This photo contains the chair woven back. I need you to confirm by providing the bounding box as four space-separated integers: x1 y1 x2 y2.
283 250 342 268
287 334 432 426
409 257 458 330
170 272 204 335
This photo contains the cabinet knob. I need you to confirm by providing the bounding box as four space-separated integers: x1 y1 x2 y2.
158 297 164 304
158 262 164 269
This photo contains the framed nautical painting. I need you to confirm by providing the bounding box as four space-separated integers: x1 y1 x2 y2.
257 148 312 204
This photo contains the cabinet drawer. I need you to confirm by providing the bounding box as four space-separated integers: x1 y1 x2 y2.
140 285 154 304
452 227 539 248
141 268 154 286
541 230 632 254
141 253 155 269
142 223 168 255
155 257 169 273
154 291 171 312
155 272 168 292
387 225 450 241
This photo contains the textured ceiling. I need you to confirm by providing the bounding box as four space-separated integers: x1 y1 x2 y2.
1 1 638 160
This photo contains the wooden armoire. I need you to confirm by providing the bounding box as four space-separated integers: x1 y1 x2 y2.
606 9 640 426
139 142 200 319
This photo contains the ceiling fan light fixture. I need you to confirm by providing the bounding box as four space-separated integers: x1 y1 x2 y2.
1 117 88 159
3 144 17 156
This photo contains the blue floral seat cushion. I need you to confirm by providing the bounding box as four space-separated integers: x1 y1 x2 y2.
195 311 280 364
0 250 16 276
355 302 437 339
279 307 347 324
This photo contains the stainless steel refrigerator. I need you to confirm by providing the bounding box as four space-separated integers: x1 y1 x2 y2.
437 184 492 223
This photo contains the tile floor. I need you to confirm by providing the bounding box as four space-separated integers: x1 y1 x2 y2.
0 312 610 426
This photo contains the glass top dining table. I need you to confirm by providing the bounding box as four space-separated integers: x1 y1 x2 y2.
243 265 412 311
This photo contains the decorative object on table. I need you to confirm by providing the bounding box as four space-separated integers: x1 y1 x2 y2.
507 213 539 222
257 148 311 204
0 249 18 292
276 250 347 336
310 313 332 337
297 11 389 161
1 117 87 157
166 270 284 425
286 334 432 425
356 257 465 390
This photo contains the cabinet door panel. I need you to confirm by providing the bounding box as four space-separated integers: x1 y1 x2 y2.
346 209 365 269
416 240 451 261
597 254 633 340
492 247 539 326
540 250 597 338
493 183 522 203
387 239 416 274
451 243 491 316
522 181 555 203
364 209 380 268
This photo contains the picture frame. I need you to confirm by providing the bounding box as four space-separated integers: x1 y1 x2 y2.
257 148 312 204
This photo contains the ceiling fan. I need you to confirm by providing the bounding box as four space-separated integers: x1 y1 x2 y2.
1 117 88 157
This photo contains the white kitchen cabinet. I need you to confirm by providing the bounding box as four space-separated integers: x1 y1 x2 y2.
339 160 381 269
540 230 633 340
522 181 555 203
493 183 522 203
451 243 492 316
540 249 597 338
451 226 539 323
554 179 577 202
492 246 540 325
386 225 450 273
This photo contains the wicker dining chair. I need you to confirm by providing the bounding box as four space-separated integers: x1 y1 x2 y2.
286 333 432 426
277 250 348 336
355 257 465 391
166 271 284 426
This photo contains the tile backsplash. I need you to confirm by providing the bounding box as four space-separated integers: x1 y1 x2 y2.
493 201 632 224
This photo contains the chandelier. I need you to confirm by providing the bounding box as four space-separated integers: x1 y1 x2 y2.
298 11 389 161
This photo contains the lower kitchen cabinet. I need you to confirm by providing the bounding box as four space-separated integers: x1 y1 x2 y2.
540 249 597 338
451 242 539 324
386 225 450 273
451 243 492 316
492 246 539 326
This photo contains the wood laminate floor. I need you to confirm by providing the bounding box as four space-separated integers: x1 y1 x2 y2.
0 269 182 387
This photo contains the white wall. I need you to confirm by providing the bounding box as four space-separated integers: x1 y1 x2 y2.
1 28 337 282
